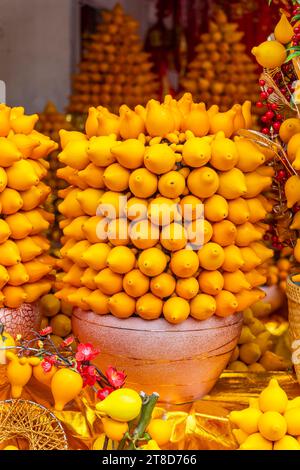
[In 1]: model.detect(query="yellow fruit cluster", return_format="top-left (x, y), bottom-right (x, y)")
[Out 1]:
top-left (228, 306), bottom-right (291, 372)
top-left (180, 9), bottom-right (259, 111)
top-left (56, 94), bottom-right (272, 324)
top-left (230, 379), bottom-right (300, 450)
top-left (39, 293), bottom-right (72, 345)
top-left (260, 256), bottom-right (293, 292)
top-left (68, 4), bottom-right (159, 114)
top-left (0, 105), bottom-right (56, 308)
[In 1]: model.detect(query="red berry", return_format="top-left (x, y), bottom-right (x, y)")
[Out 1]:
top-left (267, 87), bottom-right (274, 95)
top-left (295, 27), bottom-right (300, 33)
top-left (277, 169), bottom-right (286, 179)
top-left (271, 103), bottom-right (278, 110)
top-left (272, 235), bottom-right (278, 243)
top-left (261, 116), bottom-right (268, 123)
top-left (277, 243), bottom-right (284, 251)
top-left (293, 205), bottom-right (300, 213)
top-left (259, 79), bottom-right (266, 86)
top-left (276, 113), bottom-right (283, 120)
top-left (262, 127), bottom-right (270, 135)
top-left (273, 121), bottom-right (281, 132)
top-left (265, 111), bottom-right (275, 120)
top-left (260, 91), bottom-right (268, 100)
top-left (256, 101), bottom-right (264, 108)
top-left (263, 234), bottom-right (269, 241)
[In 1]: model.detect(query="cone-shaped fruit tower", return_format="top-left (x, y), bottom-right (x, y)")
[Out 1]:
top-left (56, 94), bottom-right (272, 324)
top-left (36, 101), bottom-right (74, 256)
top-left (0, 104), bottom-right (56, 308)
top-left (180, 9), bottom-right (259, 112)
top-left (68, 3), bottom-right (159, 115)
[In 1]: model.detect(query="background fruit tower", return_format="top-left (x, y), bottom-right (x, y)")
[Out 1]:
top-left (68, 3), bottom-right (159, 115)
top-left (56, 94), bottom-right (274, 324)
top-left (0, 105), bottom-right (56, 310)
top-left (180, 9), bottom-right (259, 112)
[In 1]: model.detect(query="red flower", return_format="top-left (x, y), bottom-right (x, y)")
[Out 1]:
top-left (61, 336), bottom-right (74, 348)
top-left (97, 386), bottom-right (114, 400)
top-left (79, 364), bottom-right (97, 387)
top-left (75, 343), bottom-right (99, 362)
top-left (39, 326), bottom-right (52, 336)
top-left (106, 366), bottom-right (126, 389)
top-left (41, 355), bottom-right (57, 373)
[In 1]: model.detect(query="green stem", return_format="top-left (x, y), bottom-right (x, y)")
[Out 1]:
top-left (126, 392), bottom-right (159, 450)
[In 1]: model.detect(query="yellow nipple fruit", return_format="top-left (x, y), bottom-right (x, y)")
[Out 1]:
top-left (138, 247), bottom-right (167, 277)
top-left (103, 163), bottom-right (130, 192)
top-left (198, 270), bottom-right (224, 295)
top-left (210, 135), bottom-right (238, 171)
top-left (148, 197), bottom-right (176, 226)
top-left (33, 362), bottom-right (57, 387)
top-left (239, 433), bottom-right (273, 450)
top-left (80, 267), bottom-right (98, 290)
top-left (81, 243), bottom-right (111, 271)
top-left (64, 240), bottom-right (90, 268)
top-left (285, 175), bottom-right (300, 208)
top-left (180, 195), bottom-right (203, 221)
top-left (136, 293), bottom-right (163, 320)
top-left (158, 171), bottom-right (186, 199)
top-left (129, 219), bottom-right (159, 249)
top-left (229, 406), bottom-right (262, 435)
top-left (287, 133), bottom-right (300, 162)
top-left (59, 129), bottom-right (87, 149)
top-left (22, 280), bottom-right (51, 303)
top-left (190, 293), bottom-right (216, 320)
top-left (218, 168), bottom-right (247, 200)
top-left (227, 198), bottom-right (250, 225)
top-left (0, 266), bottom-right (9, 289)
top-left (144, 144), bottom-right (176, 175)
top-left (0, 137), bottom-right (22, 166)
top-left (24, 260), bottom-right (51, 283)
top-left (0, 106), bottom-right (11, 137)
top-left (7, 264), bottom-right (29, 286)
top-left (0, 219), bottom-right (11, 243)
top-left (95, 268), bottom-right (123, 295)
top-left (187, 166), bottom-right (219, 198)
top-left (246, 198), bottom-right (267, 223)
top-left (212, 220), bottom-right (237, 247)
top-left (58, 140), bottom-right (89, 171)
top-left (0, 167), bottom-right (8, 193)
top-left (232, 104), bottom-right (246, 134)
top-left (258, 378), bottom-right (288, 413)
top-left (280, 118), bottom-right (300, 143)
top-left (96, 388), bottom-right (142, 422)
top-left (251, 40), bottom-right (286, 68)
top-left (6, 159), bottom-right (39, 191)
top-left (19, 186), bottom-right (41, 211)
top-left (76, 188), bottom-right (103, 216)
top-left (221, 246), bottom-right (244, 273)
top-left (6, 352), bottom-right (37, 398)
top-left (274, 12), bottom-right (294, 44)
top-left (10, 113), bottom-right (38, 135)
top-left (274, 436), bottom-right (300, 450)
top-left (63, 264), bottom-right (84, 287)
top-left (147, 419), bottom-right (173, 447)
top-left (150, 272), bottom-right (176, 298)
top-left (85, 290), bottom-right (109, 315)
top-left (102, 417), bottom-right (128, 442)
top-left (235, 222), bottom-right (262, 247)
top-left (119, 107), bottom-right (145, 139)
top-left (198, 242), bottom-right (225, 270)
top-left (111, 139), bottom-right (145, 169)
top-left (204, 195), bottom-right (228, 222)
top-left (170, 249), bottom-right (199, 278)
top-left (163, 296), bottom-right (190, 324)
top-left (63, 216), bottom-right (89, 241)
top-left (108, 292), bottom-right (136, 319)
top-left (235, 138), bottom-right (265, 172)
top-left (87, 135), bottom-right (117, 167)
top-left (241, 100), bottom-right (252, 129)
top-left (98, 190), bottom-right (126, 219)
top-left (107, 218), bottom-right (130, 246)
top-left (107, 246), bottom-right (136, 274)
top-left (232, 429), bottom-right (249, 446)
top-left (182, 137), bottom-right (211, 167)
top-left (214, 290), bottom-right (238, 317)
top-left (3, 286), bottom-right (26, 308)
top-left (223, 270), bottom-right (251, 293)
top-left (258, 411), bottom-right (287, 441)
top-left (123, 269), bottom-right (150, 297)
top-left (182, 103), bottom-right (210, 137)
top-left (129, 168), bottom-right (158, 198)
top-left (51, 368), bottom-right (83, 411)
top-left (145, 100), bottom-right (175, 137)
top-left (126, 197), bottom-right (148, 221)
top-left (244, 269), bottom-right (266, 288)
top-left (58, 189), bottom-right (85, 219)
top-left (160, 223), bottom-right (187, 251)
top-left (78, 163), bottom-right (105, 189)
top-left (0, 240), bottom-right (21, 266)
top-left (244, 172), bottom-right (272, 198)
top-left (176, 277), bottom-right (199, 300)
top-left (235, 289), bottom-right (265, 311)
top-left (250, 242), bottom-right (273, 263)
top-left (209, 109), bottom-right (237, 138)
top-left (23, 210), bottom-right (49, 234)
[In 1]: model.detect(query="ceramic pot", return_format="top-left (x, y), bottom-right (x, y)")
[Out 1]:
top-left (0, 303), bottom-right (41, 340)
top-left (72, 310), bottom-right (243, 405)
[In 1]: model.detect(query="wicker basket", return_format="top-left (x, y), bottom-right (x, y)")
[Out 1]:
top-left (287, 275), bottom-right (300, 382)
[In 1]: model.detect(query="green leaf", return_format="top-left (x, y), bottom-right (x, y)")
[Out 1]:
top-left (293, 14), bottom-right (300, 21)
top-left (268, 0), bottom-right (272, 4)
top-left (285, 51), bottom-right (300, 63)
top-left (286, 46), bottom-right (300, 52)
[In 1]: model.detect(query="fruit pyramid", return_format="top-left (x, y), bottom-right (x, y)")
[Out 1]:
top-left (0, 104), bottom-right (56, 309)
top-left (180, 9), bottom-right (259, 112)
top-left (68, 3), bottom-right (159, 115)
top-left (56, 94), bottom-right (273, 324)
top-left (36, 101), bottom-right (74, 255)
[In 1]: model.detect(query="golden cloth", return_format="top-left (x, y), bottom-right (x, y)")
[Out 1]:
top-left (0, 367), bottom-right (299, 450)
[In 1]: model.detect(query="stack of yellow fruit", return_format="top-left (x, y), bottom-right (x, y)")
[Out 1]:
top-left (39, 293), bottom-right (73, 346)
top-left (56, 94), bottom-right (273, 324)
top-left (36, 102), bottom-right (74, 255)
top-left (180, 9), bottom-right (259, 112)
top-left (0, 104), bottom-right (56, 308)
top-left (228, 307), bottom-right (291, 372)
top-left (68, 4), bottom-right (159, 115)
top-left (259, 256), bottom-right (293, 293)
top-left (230, 379), bottom-right (300, 450)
